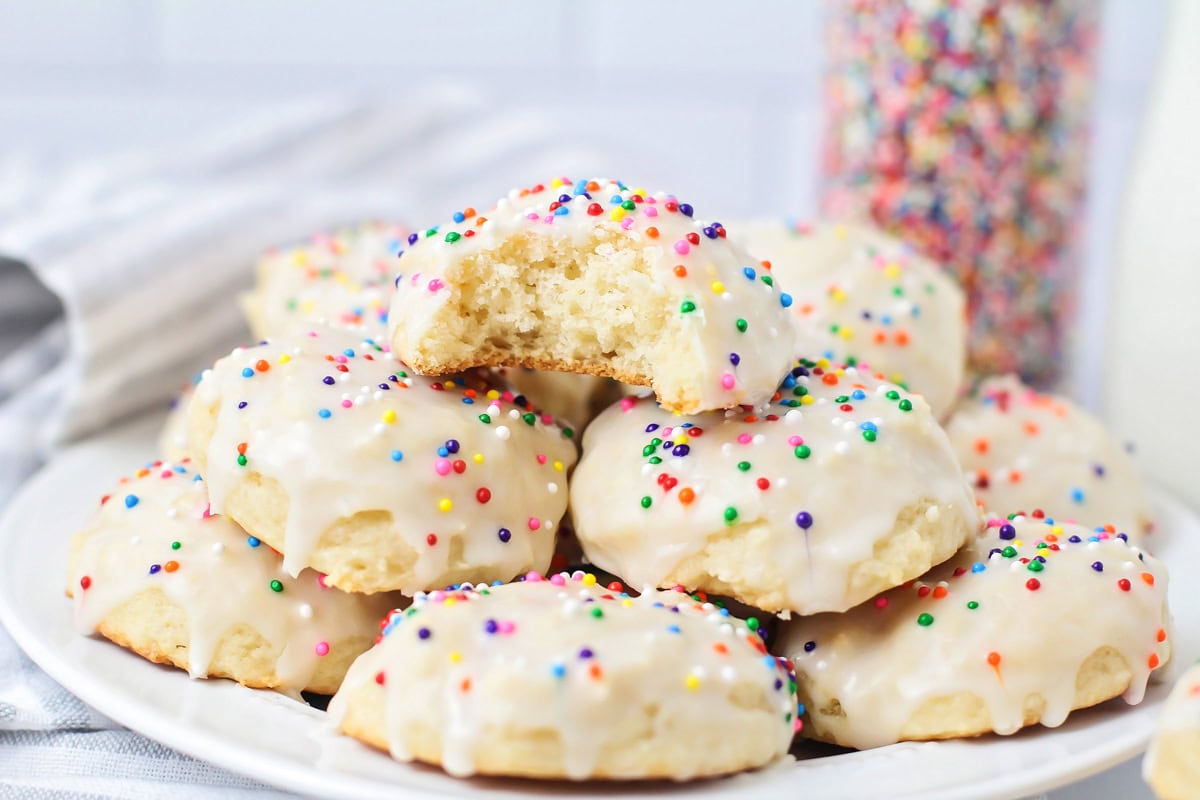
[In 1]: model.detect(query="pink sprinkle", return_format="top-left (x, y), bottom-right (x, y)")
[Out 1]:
top-left (720, 373), bottom-right (736, 390)
top-left (317, 574), bottom-right (329, 589)
top-left (434, 458), bottom-right (452, 476)
top-left (645, 196), bottom-right (658, 205)
top-left (620, 396), bottom-right (637, 411)
top-left (536, 454), bottom-right (547, 465)
top-left (501, 391), bottom-right (514, 402)
top-left (202, 504), bottom-right (212, 519)
top-left (410, 273), bottom-right (421, 286)
top-left (334, 355), bottom-right (348, 363)
top-left (528, 518), bottom-right (541, 531)
top-left (427, 278), bottom-right (445, 292)
top-left (525, 212), bottom-right (539, 220)
top-left (674, 240), bottom-right (690, 255)
top-left (430, 589), bottom-right (447, 602)
top-left (737, 433), bottom-right (752, 444)
top-left (571, 570), bottom-right (586, 581)
top-left (644, 206), bottom-right (658, 217)
top-left (160, 470), bottom-right (173, 478)
top-left (986, 518), bottom-right (1003, 528)
top-left (525, 571), bottom-right (543, 582)
top-left (543, 215), bottom-right (555, 224)
top-left (550, 573), bottom-right (567, 586)
top-left (620, 218), bottom-right (634, 230)
top-left (341, 399), bottom-right (353, 408)
top-left (787, 435), bottom-right (804, 446)
top-left (499, 620), bottom-right (516, 634)
top-left (314, 641), bottom-right (330, 657)
top-left (541, 414), bottom-right (553, 424)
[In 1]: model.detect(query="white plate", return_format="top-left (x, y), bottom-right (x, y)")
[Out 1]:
top-left (1, 414), bottom-right (1196, 800)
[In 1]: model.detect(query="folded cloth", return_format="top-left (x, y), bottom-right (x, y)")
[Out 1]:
top-left (0, 91), bottom-right (600, 796)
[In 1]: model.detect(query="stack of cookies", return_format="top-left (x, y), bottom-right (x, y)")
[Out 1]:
top-left (66, 179), bottom-right (1172, 784)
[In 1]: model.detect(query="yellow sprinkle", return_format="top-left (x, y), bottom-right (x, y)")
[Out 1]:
top-left (291, 250), bottom-right (308, 266)
top-left (621, 599), bottom-right (634, 607)
top-left (553, 460), bottom-right (564, 472)
top-left (833, 224), bottom-right (848, 239)
top-left (581, 573), bottom-right (597, 587)
top-left (382, 409), bottom-right (397, 424)
top-left (675, 434), bottom-right (689, 445)
top-left (486, 390), bottom-right (500, 400)
top-left (889, 373), bottom-right (905, 385)
top-left (438, 498), bottom-right (453, 512)
top-left (883, 262), bottom-right (901, 278)
top-left (444, 597), bottom-right (457, 607)
top-left (830, 287), bottom-right (847, 303)
top-left (684, 674), bottom-right (701, 691)
top-left (550, 177), bottom-right (565, 188)
top-left (800, 395), bottom-right (815, 406)
top-left (1051, 525), bottom-right (1063, 536)
top-left (610, 207), bottom-right (626, 222)
top-left (334, 273), bottom-right (349, 285)
top-left (816, 358), bottom-right (831, 369)
top-left (834, 368), bottom-right (846, 376)
top-left (300, 300), bottom-right (316, 313)
top-left (472, 453), bottom-right (484, 465)
top-left (278, 354), bottom-right (291, 365)
top-left (448, 651), bottom-right (462, 663)
top-left (710, 281), bottom-right (725, 294)
top-left (838, 326), bottom-right (854, 340)
top-left (1014, 539), bottom-right (1024, 547)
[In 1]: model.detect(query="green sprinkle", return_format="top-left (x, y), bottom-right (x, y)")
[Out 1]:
top-left (640, 496), bottom-right (652, 509)
top-left (794, 445), bottom-right (811, 459)
top-left (835, 395), bottom-right (849, 403)
top-left (967, 601), bottom-right (979, 610)
top-left (591, 607), bottom-right (604, 618)
top-left (478, 413), bottom-right (491, 424)
top-left (269, 580), bottom-right (284, 593)
top-left (723, 506), bottom-right (738, 523)
top-left (862, 429), bottom-right (877, 443)
top-left (917, 613), bottom-right (934, 627)
top-left (1001, 546), bottom-right (1018, 558)
top-left (1027, 560), bottom-right (1044, 573)
top-left (737, 461), bottom-right (751, 472)
top-left (170, 541), bottom-right (181, 551)
top-left (886, 390), bottom-right (900, 400)
top-left (761, 275), bottom-right (774, 286)
top-left (562, 428), bottom-right (575, 439)
top-left (522, 412), bottom-right (536, 426)
top-left (236, 454), bottom-right (247, 467)
top-left (648, 456), bottom-right (662, 465)
top-left (735, 318), bottom-right (748, 333)
top-left (793, 385), bottom-right (808, 397)
top-left (681, 300), bottom-right (696, 314)
top-left (746, 617), bottom-right (760, 631)
top-left (444, 231), bottom-right (461, 243)
top-left (898, 399), bottom-right (913, 412)
top-left (621, 200), bottom-right (635, 211)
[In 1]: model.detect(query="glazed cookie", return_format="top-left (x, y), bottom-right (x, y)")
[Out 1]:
top-left (736, 220), bottom-right (966, 418)
top-left (502, 368), bottom-right (631, 432)
top-left (67, 462), bottom-right (400, 694)
top-left (569, 360), bottom-right (980, 615)
top-left (242, 222), bottom-right (408, 340)
top-left (1145, 661), bottom-right (1200, 800)
top-left (780, 515), bottom-right (1171, 749)
top-left (188, 326), bottom-right (578, 594)
top-left (330, 572), bottom-right (799, 780)
top-left (388, 178), bottom-right (797, 414)
top-left (947, 374), bottom-right (1152, 542)
top-left (158, 384), bottom-right (195, 462)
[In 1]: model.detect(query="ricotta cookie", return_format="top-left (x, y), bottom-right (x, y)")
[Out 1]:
top-left (158, 383), bottom-right (196, 462)
top-left (737, 220), bottom-right (966, 418)
top-left (188, 326), bottom-right (577, 594)
top-left (242, 222), bottom-right (407, 340)
top-left (330, 572), bottom-right (798, 780)
top-left (388, 178), bottom-right (797, 414)
top-left (570, 361), bottom-right (980, 614)
top-left (780, 516), bottom-right (1171, 749)
top-left (947, 374), bottom-right (1152, 543)
top-left (68, 462), bottom-right (399, 694)
top-left (1145, 661), bottom-right (1200, 800)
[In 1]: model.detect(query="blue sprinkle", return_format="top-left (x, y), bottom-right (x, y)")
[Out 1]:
top-left (241, 367), bottom-right (254, 378)
top-left (343, 349), bottom-right (355, 358)
top-left (852, 389), bottom-right (866, 400)
top-left (391, 450), bottom-right (404, 462)
top-left (972, 562), bottom-right (986, 573)
top-left (124, 495), bottom-right (139, 509)
top-left (609, 194), bottom-right (622, 204)
top-left (452, 211), bottom-right (465, 223)
top-left (437, 447), bottom-right (449, 457)
top-left (551, 662), bottom-right (566, 679)
top-left (574, 179), bottom-right (588, 195)
top-left (881, 314), bottom-right (893, 326)
top-left (247, 536), bottom-right (260, 548)
top-left (1070, 488), bottom-right (1085, 503)
top-left (318, 408), bottom-right (331, 419)
top-left (667, 625), bottom-right (681, 634)
top-left (461, 397), bottom-right (474, 404)
top-left (780, 293), bottom-right (793, 308)
top-left (553, 205), bottom-right (569, 216)
top-left (743, 266), bottom-right (756, 280)
top-left (860, 421), bottom-right (877, 432)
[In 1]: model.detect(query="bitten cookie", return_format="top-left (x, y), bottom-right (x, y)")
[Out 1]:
top-left (329, 572), bottom-right (799, 780)
top-left (569, 360), bottom-right (980, 615)
top-left (736, 220), bottom-right (966, 418)
top-left (67, 462), bottom-right (400, 694)
top-left (188, 326), bottom-right (578, 594)
top-left (779, 516), bottom-right (1171, 749)
top-left (242, 222), bottom-right (408, 340)
top-left (1145, 661), bottom-right (1200, 800)
top-left (947, 374), bottom-right (1152, 543)
top-left (388, 178), bottom-right (798, 414)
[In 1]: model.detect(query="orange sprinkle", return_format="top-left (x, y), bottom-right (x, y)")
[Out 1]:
top-left (1157, 628), bottom-right (1167, 642)
top-left (974, 438), bottom-right (989, 454)
top-left (646, 226), bottom-right (659, 239)
top-left (1008, 470), bottom-right (1022, 483)
top-left (987, 652), bottom-right (1001, 667)
top-left (678, 487), bottom-right (696, 505)
top-left (1149, 654), bottom-right (1160, 669)
top-left (1023, 421), bottom-right (1040, 435)
top-left (237, 442), bottom-right (248, 455)
top-left (475, 216), bottom-right (487, 227)
top-left (713, 642), bottom-right (728, 655)
top-left (255, 359), bottom-right (270, 372)
top-left (932, 586), bottom-right (948, 599)
top-left (164, 561), bottom-right (179, 573)
top-left (800, 303), bottom-right (814, 315)
top-left (1141, 573), bottom-right (1155, 586)
top-left (894, 330), bottom-right (910, 346)
top-left (822, 373), bottom-right (839, 386)
top-left (460, 678), bottom-right (472, 693)
top-left (673, 265), bottom-right (688, 278)
top-left (463, 207), bottom-right (476, 218)
top-left (873, 331), bottom-right (887, 344)
top-left (588, 663), bottom-right (603, 680)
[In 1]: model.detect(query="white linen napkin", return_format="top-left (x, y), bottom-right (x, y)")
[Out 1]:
top-left (0, 91), bottom-right (600, 797)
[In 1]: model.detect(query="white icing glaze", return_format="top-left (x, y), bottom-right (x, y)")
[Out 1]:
top-left (69, 462), bottom-right (398, 690)
top-left (388, 178), bottom-right (798, 412)
top-left (569, 361), bottom-right (980, 614)
top-left (734, 220), bottom-right (966, 418)
top-left (329, 573), bottom-right (798, 779)
top-left (193, 326), bottom-right (578, 593)
top-left (244, 222), bottom-right (408, 340)
top-left (946, 374), bottom-right (1153, 543)
top-left (779, 516), bottom-right (1171, 749)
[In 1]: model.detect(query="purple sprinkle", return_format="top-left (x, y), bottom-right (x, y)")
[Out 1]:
top-left (645, 423), bottom-right (659, 433)
top-left (729, 352), bottom-right (741, 366)
top-left (578, 647), bottom-right (594, 660)
top-left (417, 627), bottom-right (431, 640)
top-left (999, 524), bottom-right (1016, 540)
top-left (497, 528), bottom-right (511, 543)
top-left (672, 444), bottom-right (690, 457)
top-left (803, 640), bottom-right (816, 652)
top-left (1091, 561), bottom-right (1104, 572)
top-left (322, 376), bottom-right (335, 385)
top-left (795, 511), bottom-right (814, 529)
